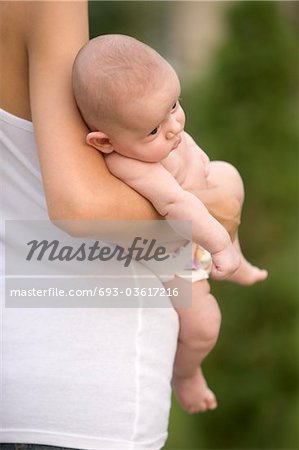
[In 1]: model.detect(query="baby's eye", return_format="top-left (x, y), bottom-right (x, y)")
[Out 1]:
top-left (149, 127), bottom-right (158, 136)
top-left (172, 102), bottom-right (177, 110)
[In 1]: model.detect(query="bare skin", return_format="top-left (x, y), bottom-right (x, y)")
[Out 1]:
top-left (1, 7), bottom-right (267, 416)
top-left (173, 161), bottom-right (267, 413)
top-left (203, 161), bottom-right (268, 286)
top-left (186, 158), bottom-right (268, 286)
top-left (171, 162), bottom-right (267, 414)
top-left (164, 277), bottom-right (219, 413)
top-left (0, 1), bottom-right (162, 227)
top-left (72, 37), bottom-right (267, 413)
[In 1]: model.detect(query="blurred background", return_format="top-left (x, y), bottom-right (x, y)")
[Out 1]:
top-left (89, 1), bottom-right (298, 449)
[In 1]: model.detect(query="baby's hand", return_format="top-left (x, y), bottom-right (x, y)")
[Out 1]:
top-left (211, 243), bottom-right (240, 280)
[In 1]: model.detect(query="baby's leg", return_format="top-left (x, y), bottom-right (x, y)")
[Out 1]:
top-left (168, 277), bottom-right (221, 413)
top-left (204, 161), bottom-right (268, 285)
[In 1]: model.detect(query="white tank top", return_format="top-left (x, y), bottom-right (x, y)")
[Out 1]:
top-left (0, 108), bottom-right (179, 450)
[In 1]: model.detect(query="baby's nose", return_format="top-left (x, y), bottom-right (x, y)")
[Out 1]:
top-left (166, 120), bottom-right (182, 140)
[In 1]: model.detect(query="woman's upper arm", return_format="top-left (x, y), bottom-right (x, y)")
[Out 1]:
top-left (26, 1), bottom-right (160, 222)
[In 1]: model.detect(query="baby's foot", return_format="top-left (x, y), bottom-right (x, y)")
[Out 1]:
top-left (228, 255), bottom-right (268, 286)
top-left (172, 367), bottom-right (217, 413)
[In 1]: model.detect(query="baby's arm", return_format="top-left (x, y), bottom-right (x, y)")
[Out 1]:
top-left (105, 153), bottom-right (240, 279)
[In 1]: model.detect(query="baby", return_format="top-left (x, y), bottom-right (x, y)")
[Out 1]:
top-left (72, 34), bottom-right (268, 413)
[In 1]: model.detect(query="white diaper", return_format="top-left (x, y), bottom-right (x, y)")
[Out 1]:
top-left (140, 242), bottom-right (212, 283)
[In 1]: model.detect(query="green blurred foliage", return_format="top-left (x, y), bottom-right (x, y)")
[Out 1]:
top-left (171, 3), bottom-right (298, 449)
top-left (89, 1), bottom-right (170, 51)
top-left (89, 2), bottom-right (298, 449)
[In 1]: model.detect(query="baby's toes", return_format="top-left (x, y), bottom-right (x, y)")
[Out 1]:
top-left (205, 389), bottom-right (218, 410)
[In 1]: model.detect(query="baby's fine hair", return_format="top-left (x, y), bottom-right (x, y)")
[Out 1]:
top-left (73, 34), bottom-right (171, 131)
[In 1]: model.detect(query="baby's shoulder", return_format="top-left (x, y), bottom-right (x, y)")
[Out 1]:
top-left (104, 152), bottom-right (140, 182)
top-left (105, 152), bottom-right (167, 185)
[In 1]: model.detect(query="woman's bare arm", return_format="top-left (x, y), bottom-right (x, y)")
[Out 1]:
top-left (25, 1), bottom-right (161, 223)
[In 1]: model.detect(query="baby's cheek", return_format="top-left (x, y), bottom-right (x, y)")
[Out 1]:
top-left (155, 141), bottom-right (168, 161)
top-left (179, 108), bottom-right (186, 125)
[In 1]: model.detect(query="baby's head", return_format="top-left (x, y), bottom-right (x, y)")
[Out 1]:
top-left (73, 34), bottom-right (185, 162)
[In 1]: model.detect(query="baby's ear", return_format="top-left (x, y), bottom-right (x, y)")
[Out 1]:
top-left (86, 131), bottom-right (114, 154)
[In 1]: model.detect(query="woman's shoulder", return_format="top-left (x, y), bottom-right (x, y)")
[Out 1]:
top-left (0, 2), bottom-right (31, 119)
top-left (0, 2), bottom-right (89, 121)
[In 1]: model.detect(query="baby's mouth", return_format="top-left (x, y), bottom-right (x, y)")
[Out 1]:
top-left (172, 136), bottom-right (182, 150)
